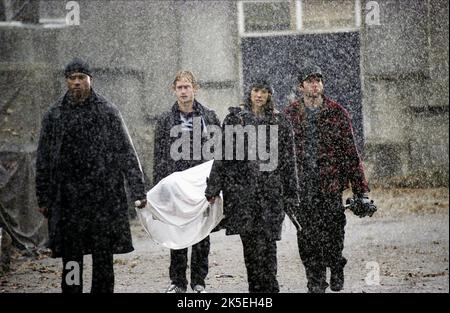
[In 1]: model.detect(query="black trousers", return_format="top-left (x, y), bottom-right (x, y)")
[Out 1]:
top-left (169, 236), bottom-right (210, 289)
top-left (240, 234), bottom-right (279, 293)
top-left (296, 192), bottom-right (347, 292)
top-left (61, 249), bottom-right (114, 293)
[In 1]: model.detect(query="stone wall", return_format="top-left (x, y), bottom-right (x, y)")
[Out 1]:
top-left (360, 0), bottom-right (448, 186)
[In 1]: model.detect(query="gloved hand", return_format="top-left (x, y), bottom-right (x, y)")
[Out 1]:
top-left (134, 199), bottom-right (147, 209)
top-left (206, 195), bottom-right (216, 204)
top-left (346, 194), bottom-right (377, 218)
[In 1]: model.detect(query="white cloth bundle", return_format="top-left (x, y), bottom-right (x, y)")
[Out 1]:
top-left (136, 160), bottom-right (223, 249)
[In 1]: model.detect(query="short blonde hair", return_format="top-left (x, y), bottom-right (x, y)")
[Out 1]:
top-left (172, 70), bottom-right (199, 89)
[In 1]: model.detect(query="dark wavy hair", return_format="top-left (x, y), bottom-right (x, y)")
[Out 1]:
top-left (244, 82), bottom-right (275, 116)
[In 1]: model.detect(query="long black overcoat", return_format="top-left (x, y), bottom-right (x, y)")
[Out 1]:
top-left (36, 90), bottom-right (145, 257)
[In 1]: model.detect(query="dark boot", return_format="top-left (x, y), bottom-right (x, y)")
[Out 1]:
top-left (330, 259), bottom-right (346, 292)
top-left (305, 265), bottom-right (328, 293)
top-left (330, 266), bottom-right (344, 291)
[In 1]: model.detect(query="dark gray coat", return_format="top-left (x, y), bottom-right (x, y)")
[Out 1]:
top-left (35, 90), bottom-right (145, 258)
top-left (205, 106), bottom-right (300, 240)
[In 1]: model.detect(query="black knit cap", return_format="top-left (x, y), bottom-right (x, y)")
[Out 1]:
top-left (64, 57), bottom-right (92, 78)
top-left (297, 64), bottom-right (323, 84)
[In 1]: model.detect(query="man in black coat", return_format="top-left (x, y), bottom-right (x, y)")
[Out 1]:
top-left (35, 58), bottom-right (147, 293)
top-left (152, 70), bottom-right (221, 293)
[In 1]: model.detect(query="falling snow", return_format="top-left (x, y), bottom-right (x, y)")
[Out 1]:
top-left (0, 0), bottom-right (448, 294)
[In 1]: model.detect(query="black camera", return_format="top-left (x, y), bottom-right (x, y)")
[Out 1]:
top-left (345, 194), bottom-right (377, 218)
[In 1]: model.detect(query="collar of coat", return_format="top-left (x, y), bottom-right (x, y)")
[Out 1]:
top-left (171, 99), bottom-right (205, 117)
top-left (56, 88), bottom-right (108, 109)
top-left (226, 105), bottom-right (282, 125)
top-left (284, 96), bottom-right (345, 122)
top-left (46, 89), bottom-right (120, 125)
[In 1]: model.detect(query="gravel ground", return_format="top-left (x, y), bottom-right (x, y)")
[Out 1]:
top-left (1, 188), bottom-right (448, 293)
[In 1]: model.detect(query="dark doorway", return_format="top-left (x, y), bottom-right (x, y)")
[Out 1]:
top-left (241, 31), bottom-right (364, 153)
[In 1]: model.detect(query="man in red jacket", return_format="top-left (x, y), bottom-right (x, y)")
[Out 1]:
top-left (284, 64), bottom-right (376, 293)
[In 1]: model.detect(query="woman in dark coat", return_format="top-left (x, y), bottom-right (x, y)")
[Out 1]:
top-left (205, 78), bottom-right (300, 293)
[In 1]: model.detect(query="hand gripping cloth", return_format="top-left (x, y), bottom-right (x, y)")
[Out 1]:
top-left (136, 160), bottom-right (223, 249)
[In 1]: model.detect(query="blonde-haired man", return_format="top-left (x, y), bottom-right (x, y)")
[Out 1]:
top-left (152, 71), bottom-right (220, 293)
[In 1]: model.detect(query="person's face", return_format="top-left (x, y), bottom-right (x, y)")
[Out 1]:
top-left (66, 72), bottom-right (92, 101)
top-left (250, 87), bottom-right (270, 109)
top-left (298, 75), bottom-right (323, 98)
top-left (174, 78), bottom-right (196, 106)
